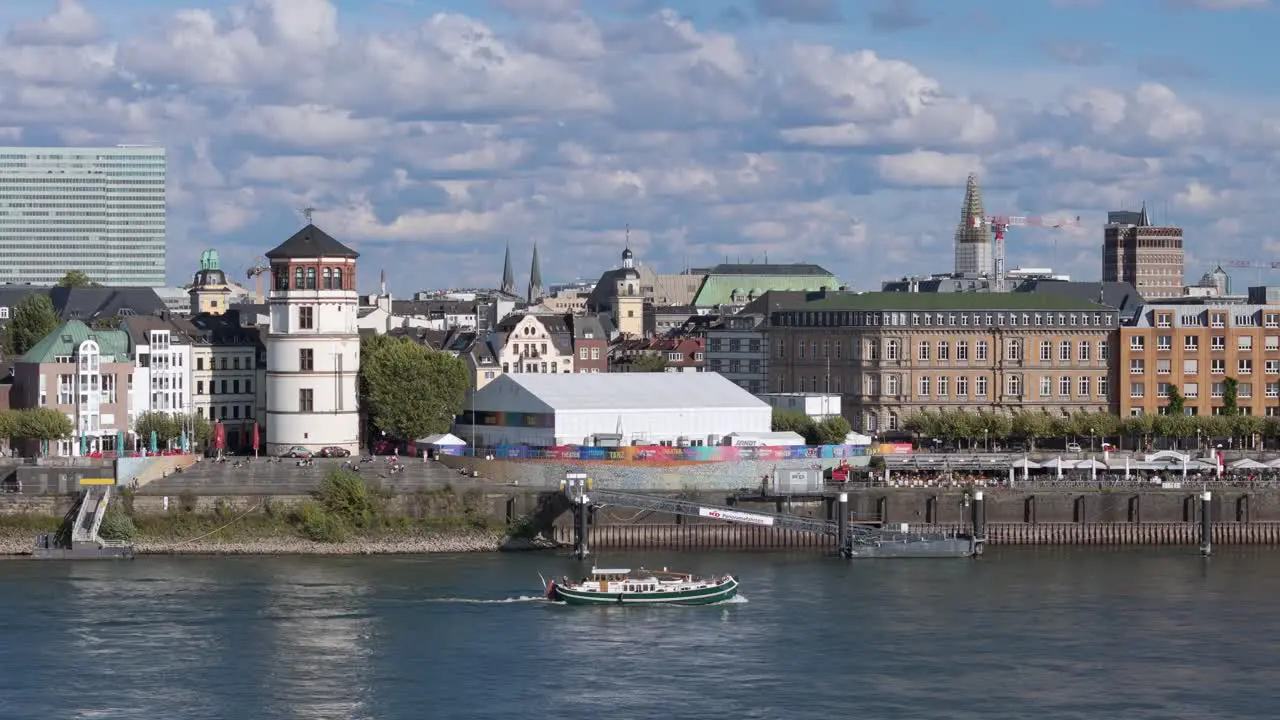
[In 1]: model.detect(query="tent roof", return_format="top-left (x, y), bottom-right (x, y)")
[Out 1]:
top-left (419, 433), bottom-right (467, 446)
top-left (483, 372), bottom-right (769, 412)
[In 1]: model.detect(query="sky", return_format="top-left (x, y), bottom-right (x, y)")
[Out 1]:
top-left (0, 0), bottom-right (1276, 295)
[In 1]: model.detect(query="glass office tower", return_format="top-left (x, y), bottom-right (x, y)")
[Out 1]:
top-left (0, 146), bottom-right (166, 287)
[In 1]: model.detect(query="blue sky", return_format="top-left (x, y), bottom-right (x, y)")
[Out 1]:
top-left (0, 0), bottom-right (1275, 293)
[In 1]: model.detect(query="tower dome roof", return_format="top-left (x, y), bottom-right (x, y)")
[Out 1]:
top-left (622, 247), bottom-right (633, 260)
top-left (193, 268), bottom-right (228, 287)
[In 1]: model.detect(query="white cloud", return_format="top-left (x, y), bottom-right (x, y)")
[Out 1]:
top-left (877, 150), bottom-right (984, 187)
top-left (6, 0), bottom-right (102, 47)
top-left (0, 0), bottom-right (1266, 290)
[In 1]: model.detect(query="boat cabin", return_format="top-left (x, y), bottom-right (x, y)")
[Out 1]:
top-left (579, 567), bottom-right (700, 594)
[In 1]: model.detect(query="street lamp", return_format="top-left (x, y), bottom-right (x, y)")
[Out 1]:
top-left (983, 428), bottom-right (988, 453)
top-left (1090, 427), bottom-right (1095, 452)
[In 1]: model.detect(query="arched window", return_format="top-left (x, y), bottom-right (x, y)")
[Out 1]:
top-left (333, 268), bottom-right (343, 289)
top-left (294, 267), bottom-right (305, 289)
top-left (323, 268), bottom-right (332, 289)
top-left (306, 268), bottom-right (317, 290)
top-left (274, 269), bottom-right (288, 291)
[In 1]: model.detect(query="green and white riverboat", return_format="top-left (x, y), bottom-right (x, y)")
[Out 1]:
top-left (545, 567), bottom-right (739, 606)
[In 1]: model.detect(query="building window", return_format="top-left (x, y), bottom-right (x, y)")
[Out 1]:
top-left (1211, 359), bottom-right (1225, 374)
top-left (1129, 359), bottom-right (1144, 375)
top-left (579, 347), bottom-right (588, 360)
top-left (1185, 359), bottom-right (1199, 374)
top-left (197, 357), bottom-right (204, 371)
top-left (299, 388), bottom-right (314, 413)
top-left (293, 267), bottom-right (304, 289)
top-left (1059, 376), bottom-right (1070, 396)
top-left (1185, 336), bottom-right (1199, 351)
top-left (956, 341), bottom-right (968, 360)
top-left (1130, 382), bottom-right (1144, 398)
top-left (1039, 376), bottom-right (1051, 397)
top-left (917, 376), bottom-right (930, 396)
top-left (1078, 376), bottom-right (1089, 397)
top-left (334, 268), bottom-right (344, 289)
top-left (918, 341), bottom-right (930, 361)
top-left (975, 341), bottom-right (988, 361)
top-left (1130, 336), bottom-right (1144, 351)
top-left (956, 376), bottom-right (969, 396)
top-left (1240, 336), bottom-right (1254, 351)
top-left (1240, 359), bottom-right (1253, 375)
top-left (1006, 374), bottom-right (1021, 397)
top-left (245, 380), bottom-right (252, 393)
top-left (1212, 336), bottom-right (1225, 351)
top-left (197, 381), bottom-right (204, 395)
top-left (300, 349), bottom-right (314, 372)
top-left (937, 376), bottom-right (949, 396)
top-left (975, 376), bottom-right (988, 397)
top-left (1097, 377), bottom-right (1108, 397)
top-left (0, 307), bottom-right (8, 320)
top-left (1099, 341), bottom-right (1108, 360)
top-left (1006, 339), bottom-right (1021, 361)
top-left (1157, 359), bottom-right (1171, 375)
top-left (885, 340), bottom-right (899, 360)
top-left (1058, 341), bottom-right (1070, 362)
top-left (299, 306), bottom-right (314, 330)
top-left (323, 268), bottom-right (332, 289)
top-left (1040, 341), bottom-right (1051, 362)
top-left (937, 341), bottom-right (949, 360)
top-left (886, 375), bottom-right (900, 395)
top-left (1079, 341), bottom-right (1091, 361)
top-left (591, 347), bottom-right (600, 360)
top-left (306, 267), bottom-right (317, 290)
top-left (57, 374), bottom-right (73, 405)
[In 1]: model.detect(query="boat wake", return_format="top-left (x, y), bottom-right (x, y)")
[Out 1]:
top-left (715, 595), bottom-right (749, 605)
top-left (421, 595), bottom-right (546, 604)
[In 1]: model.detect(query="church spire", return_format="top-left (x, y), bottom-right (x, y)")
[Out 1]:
top-left (528, 243), bottom-right (544, 304)
top-left (500, 243), bottom-right (516, 296)
top-left (953, 172), bottom-right (992, 277)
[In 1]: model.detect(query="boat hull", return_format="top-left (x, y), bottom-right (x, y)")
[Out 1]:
top-left (550, 577), bottom-right (739, 606)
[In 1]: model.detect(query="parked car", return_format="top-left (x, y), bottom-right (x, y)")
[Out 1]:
top-left (1065, 442), bottom-right (1083, 453)
top-left (281, 445), bottom-right (313, 458)
top-left (318, 446), bottom-right (351, 458)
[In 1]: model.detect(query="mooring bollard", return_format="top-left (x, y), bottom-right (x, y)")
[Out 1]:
top-left (837, 492), bottom-right (849, 558)
top-left (1200, 490), bottom-right (1212, 557)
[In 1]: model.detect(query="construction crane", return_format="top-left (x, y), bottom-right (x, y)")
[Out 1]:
top-left (1225, 260), bottom-right (1280, 287)
top-left (971, 214), bottom-right (1083, 292)
top-left (246, 256), bottom-right (269, 303)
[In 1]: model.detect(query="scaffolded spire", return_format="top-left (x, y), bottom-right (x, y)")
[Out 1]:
top-left (528, 243), bottom-right (544, 304)
top-left (953, 172), bottom-right (992, 277)
top-left (500, 243), bottom-right (516, 296)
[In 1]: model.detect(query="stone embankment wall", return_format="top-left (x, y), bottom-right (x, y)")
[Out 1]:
top-left (442, 456), bottom-right (844, 491)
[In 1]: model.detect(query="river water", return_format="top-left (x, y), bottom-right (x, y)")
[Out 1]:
top-left (1, 549), bottom-right (1276, 720)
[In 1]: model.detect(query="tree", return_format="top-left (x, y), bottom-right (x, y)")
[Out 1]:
top-left (771, 409), bottom-right (812, 434)
top-left (361, 337), bottom-right (469, 441)
top-left (1011, 411), bottom-right (1053, 450)
top-left (813, 416), bottom-right (852, 445)
top-left (57, 270), bottom-right (96, 287)
top-left (134, 411), bottom-right (179, 444)
top-left (12, 407), bottom-right (74, 446)
top-left (1222, 377), bottom-right (1239, 416)
top-left (4, 293), bottom-right (59, 356)
top-left (628, 353), bottom-right (668, 372)
top-left (1166, 386), bottom-right (1185, 417)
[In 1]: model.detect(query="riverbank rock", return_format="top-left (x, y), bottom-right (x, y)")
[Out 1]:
top-left (135, 529), bottom-right (508, 555)
top-left (500, 533), bottom-right (561, 552)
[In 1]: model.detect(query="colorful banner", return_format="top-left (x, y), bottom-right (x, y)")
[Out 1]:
top-left (877, 443), bottom-right (914, 455)
top-left (488, 444), bottom-right (872, 462)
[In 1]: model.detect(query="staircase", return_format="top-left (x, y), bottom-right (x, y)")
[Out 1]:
top-left (71, 486), bottom-right (111, 546)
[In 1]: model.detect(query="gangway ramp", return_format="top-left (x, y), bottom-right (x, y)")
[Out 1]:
top-left (590, 488), bottom-right (839, 536)
top-left (561, 477), bottom-right (978, 559)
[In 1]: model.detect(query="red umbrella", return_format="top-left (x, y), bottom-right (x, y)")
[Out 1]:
top-left (251, 421), bottom-right (260, 455)
top-left (215, 422), bottom-right (227, 451)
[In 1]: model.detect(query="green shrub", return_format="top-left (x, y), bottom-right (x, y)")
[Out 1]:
top-left (316, 469), bottom-right (380, 529)
top-left (213, 497), bottom-right (235, 520)
top-left (98, 504), bottom-right (137, 542)
top-left (292, 501), bottom-right (348, 543)
top-left (177, 489), bottom-right (198, 514)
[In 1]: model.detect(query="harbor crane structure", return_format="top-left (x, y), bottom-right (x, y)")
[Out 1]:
top-left (1225, 259), bottom-right (1280, 286)
top-left (246, 257), bottom-right (269, 303)
top-left (971, 214), bottom-right (1083, 292)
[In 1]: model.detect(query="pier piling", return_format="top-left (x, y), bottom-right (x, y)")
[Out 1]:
top-left (837, 492), bottom-right (849, 558)
top-left (1200, 490), bottom-right (1212, 557)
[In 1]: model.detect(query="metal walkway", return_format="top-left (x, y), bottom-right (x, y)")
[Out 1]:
top-left (560, 475), bottom-right (978, 559)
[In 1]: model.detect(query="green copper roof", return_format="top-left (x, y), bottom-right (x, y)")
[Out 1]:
top-left (20, 320), bottom-right (132, 364)
top-left (693, 267), bottom-right (841, 307)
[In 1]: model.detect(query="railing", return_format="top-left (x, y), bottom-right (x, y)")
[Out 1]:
top-left (834, 478), bottom-right (1280, 491)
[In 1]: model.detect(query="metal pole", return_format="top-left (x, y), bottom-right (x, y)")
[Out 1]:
top-left (837, 492), bottom-right (849, 558)
top-left (575, 494), bottom-right (590, 560)
top-left (1200, 490), bottom-right (1212, 557)
top-left (972, 490), bottom-right (986, 543)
